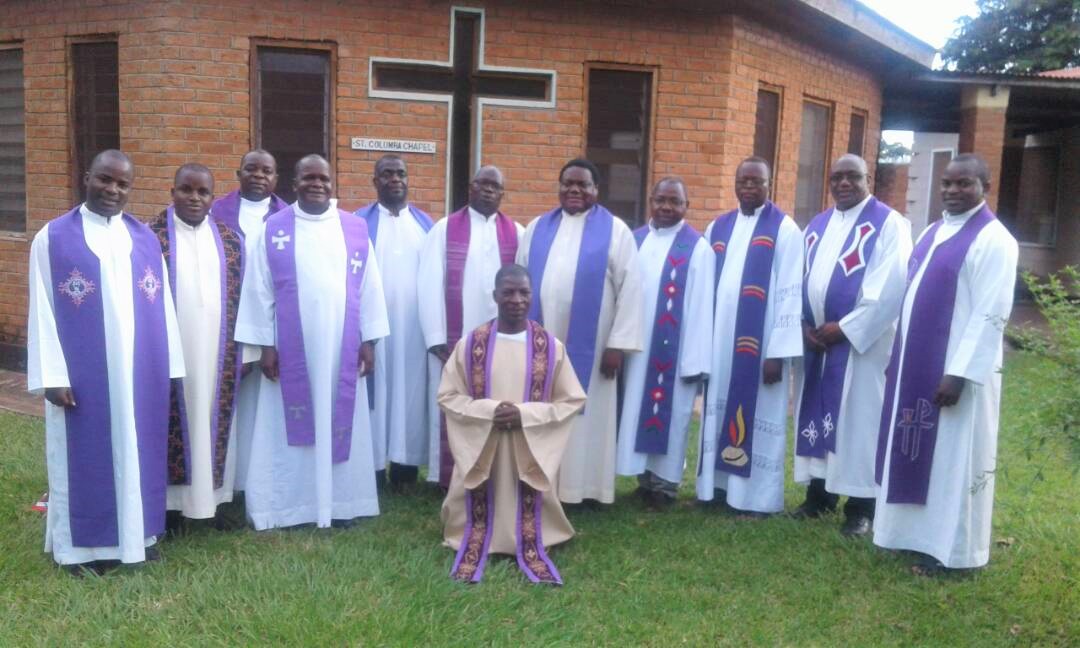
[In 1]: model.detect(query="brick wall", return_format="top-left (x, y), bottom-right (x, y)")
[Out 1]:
top-left (874, 163), bottom-right (909, 215)
top-left (0, 0), bottom-right (891, 348)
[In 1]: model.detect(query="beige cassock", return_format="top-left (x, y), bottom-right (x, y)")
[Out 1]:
top-left (438, 329), bottom-right (586, 554)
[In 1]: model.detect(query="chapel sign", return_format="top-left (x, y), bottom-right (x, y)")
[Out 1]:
top-left (351, 137), bottom-right (437, 154)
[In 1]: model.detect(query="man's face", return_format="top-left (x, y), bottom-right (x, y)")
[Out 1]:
top-left (735, 162), bottom-right (769, 212)
top-left (468, 168), bottom-right (504, 216)
top-left (373, 158), bottom-right (408, 206)
top-left (171, 169), bottom-right (214, 223)
top-left (84, 156), bottom-right (134, 217)
top-left (941, 161), bottom-right (986, 215)
top-left (237, 152), bottom-right (278, 201)
top-left (294, 158), bottom-right (333, 212)
top-left (649, 181), bottom-right (688, 229)
top-left (494, 274), bottom-right (531, 327)
top-left (828, 158), bottom-right (869, 211)
top-left (558, 166), bottom-right (598, 214)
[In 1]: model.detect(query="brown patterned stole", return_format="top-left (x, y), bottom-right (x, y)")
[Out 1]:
top-left (149, 209), bottom-right (245, 489)
top-left (450, 319), bottom-right (562, 585)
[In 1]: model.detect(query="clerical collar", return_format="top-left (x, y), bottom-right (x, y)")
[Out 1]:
top-left (496, 329), bottom-right (528, 342)
top-left (561, 209), bottom-right (590, 219)
top-left (379, 202), bottom-right (408, 218)
top-left (80, 203), bottom-right (122, 225)
top-left (649, 219), bottom-right (684, 235)
top-left (175, 214), bottom-right (208, 230)
top-left (469, 206), bottom-right (497, 221)
top-left (240, 195), bottom-right (271, 208)
top-left (740, 204), bottom-right (765, 218)
top-left (943, 201), bottom-right (986, 224)
top-left (294, 200), bottom-right (338, 221)
top-left (835, 194), bottom-right (872, 220)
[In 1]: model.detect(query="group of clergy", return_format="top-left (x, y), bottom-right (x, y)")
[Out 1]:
top-left (28, 144), bottom-right (1017, 582)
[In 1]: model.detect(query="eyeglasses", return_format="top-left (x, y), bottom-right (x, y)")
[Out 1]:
top-left (560, 180), bottom-right (595, 191)
top-left (829, 172), bottom-right (865, 184)
top-left (650, 196), bottom-right (686, 207)
top-left (735, 178), bottom-right (767, 188)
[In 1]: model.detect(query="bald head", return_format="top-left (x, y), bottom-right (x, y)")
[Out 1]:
top-left (468, 165), bottom-right (505, 216)
top-left (829, 154), bottom-right (870, 210)
top-left (85, 149), bottom-right (134, 218)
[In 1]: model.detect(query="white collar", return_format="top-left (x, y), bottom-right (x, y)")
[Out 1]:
top-left (240, 195), bottom-right (271, 208)
top-left (561, 209), bottom-right (590, 219)
top-left (834, 194), bottom-right (872, 219)
top-left (294, 200), bottom-right (338, 221)
top-left (79, 203), bottom-right (122, 226)
top-left (378, 202), bottom-right (410, 218)
top-left (943, 201), bottom-right (986, 224)
top-left (649, 219), bottom-right (685, 236)
top-left (469, 206), bottom-right (498, 222)
top-left (739, 204), bottom-right (765, 218)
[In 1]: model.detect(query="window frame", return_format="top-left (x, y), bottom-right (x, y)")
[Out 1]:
top-left (847, 108), bottom-right (868, 158)
top-left (753, 83), bottom-right (784, 197)
top-left (0, 42), bottom-right (26, 234)
top-left (67, 35), bottom-right (120, 206)
top-left (794, 96), bottom-right (834, 222)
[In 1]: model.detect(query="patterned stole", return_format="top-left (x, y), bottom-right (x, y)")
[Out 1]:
top-left (209, 189), bottom-right (288, 237)
top-left (450, 319), bottom-right (563, 585)
top-left (708, 202), bottom-right (784, 477)
top-left (265, 207), bottom-right (370, 463)
top-left (631, 222), bottom-right (700, 454)
top-left (149, 207), bottom-right (245, 488)
top-left (874, 206), bottom-right (996, 505)
top-left (48, 207), bottom-right (170, 546)
top-left (796, 198), bottom-right (890, 458)
top-left (438, 207), bottom-right (518, 489)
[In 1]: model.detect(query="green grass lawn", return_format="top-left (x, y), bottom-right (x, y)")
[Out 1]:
top-left (1, 353), bottom-right (1076, 646)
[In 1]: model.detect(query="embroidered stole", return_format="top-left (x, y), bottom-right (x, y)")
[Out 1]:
top-left (796, 198), bottom-right (890, 458)
top-left (210, 189), bottom-right (288, 237)
top-left (875, 206), bottom-right (995, 504)
top-left (48, 207), bottom-right (170, 546)
top-left (631, 222), bottom-right (700, 454)
top-left (265, 207), bottom-right (370, 463)
top-left (450, 319), bottom-right (562, 585)
top-left (708, 202), bottom-right (784, 477)
top-left (150, 207), bottom-right (245, 488)
top-left (525, 204), bottom-right (614, 395)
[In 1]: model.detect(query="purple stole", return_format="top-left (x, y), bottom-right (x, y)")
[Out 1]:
top-left (437, 207), bottom-right (518, 488)
top-left (525, 204), bottom-right (614, 395)
top-left (450, 319), bottom-right (562, 585)
top-left (355, 201), bottom-right (434, 409)
top-left (210, 190), bottom-right (288, 237)
top-left (630, 222), bottom-right (700, 454)
top-left (265, 207), bottom-right (370, 463)
top-left (796, 198), bottom-right (891, 458)
top-left (149, 207), bottom-right (245, 488)
top-left (48, 207), bottom-right (170, 546)
top-left (875, 206), bottom-right (996, 504)
top-left (707, 202), bottom-right (784, 477)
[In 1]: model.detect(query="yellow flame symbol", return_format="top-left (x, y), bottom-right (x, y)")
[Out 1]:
top-left (735, 405), bottom-right (746, 447)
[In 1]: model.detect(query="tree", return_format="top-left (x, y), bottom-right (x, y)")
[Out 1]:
top-left (877, 140), bottom-right (912, 164)
top-left (941, 0), bottom-right (1080, 74)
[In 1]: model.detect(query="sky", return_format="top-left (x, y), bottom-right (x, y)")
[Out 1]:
top-left (859, 0), bottom-right (981, 145)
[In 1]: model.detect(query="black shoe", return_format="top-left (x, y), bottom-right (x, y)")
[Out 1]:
top-left (840, 514), bottom-right (872, 537)
top-left (734, 510), bottom-right (771, 521)
top-left (643, 490), bottom-right (675, 510)
top-left (790, 501), bottom-right (836, 520)
top-left (387, 463), bottom-right (419, 487)
top-left (144, 546), bottom-right (162, 562)
top-left (331, 518), bottom-right (359, 529)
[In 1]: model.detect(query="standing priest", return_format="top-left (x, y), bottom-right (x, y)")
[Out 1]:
top-left (517, 158), bottom-right (642, 505)
top-left (697, 157), bottom-right (803, 517)
top-left (355, 154), bottom-right (434, 488)
top-left (439, 264), bottom-right (586, 584)
top-left (793, 154), bottom-right (911, 537)
top-left (236, 154), bottom-right (389, 530)
top-left (28, 150), bottom-right (184, 573)
top-left (418, 165), bottom-right (523, 488)
top-left (616, 177), bottom-right (713, 508)
top-left (874, 154), bottom-right (1017, 574)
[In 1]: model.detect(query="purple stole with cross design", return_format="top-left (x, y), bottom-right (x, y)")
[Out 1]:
top-left (265, 206), bottom-right (370, 463)
top-left (210, 189), bottom-right (288, 238)
top-left (707, 202), bottom-right (784, 477)
top-left (875, 205), bottom-right (996, 504)
top-left (796, 197), bottom-right (890, 458)
top-left (48, 206), bottom-right (171, 547)
top-left (631, 221), bottom-right (700, 454)
top-left (149, 206), bottom-right (245, 489)
top-left (450, 319), bottom-right (562, 586)
top-left (436, 207), bottom-right (518, 488)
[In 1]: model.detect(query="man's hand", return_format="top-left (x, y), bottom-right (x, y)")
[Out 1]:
top-left (762, 358), bottom-right (783, 385)
top-left (45, 387), bottom-right (75, 408)
top-left (493, 401), bottom-right (522, 432)
top-left (600, 348), bottom-right (624, 379)
top-left (803, 322), bottom-right (826, 352)
top-left (815, 322), bottom-right (847, 347)
top-left (260, 346), bottom-right (280, 381)
top-left (241, 361), bottom-right (257, 378)
top-left (933, 375), bottom-right (966, 408)
top-left (681, 373), bottom-right (706, 385)
top-left (428, 344), bottom-right (451, 364)
top-left (359, 342), bottom-right (376, 377)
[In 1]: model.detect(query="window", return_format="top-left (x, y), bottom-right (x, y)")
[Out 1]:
top-left (585, 66), bottom-right (654, 227)
top-left (72, 41), bottom-right (119, 203)
top-left (793, 99), bottom-right (832, 226)
top-left (0, 47), bottom-right (25, 231)
top-left (753, 87), bottom-right (781, 179)
top-left (926, 149), bottom-right (954, 224)
top-left (1012, 146), bottom-right (1059, 246)
top-left (848, 110), bottom-right (866, 157)
top-left (253, 45), bottom-right (332, 203)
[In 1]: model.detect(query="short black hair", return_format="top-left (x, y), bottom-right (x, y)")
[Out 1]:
top-left (239, 149), bottom-right (275, 169)
top-left (174, 162), bottom-right (212, 186)
top-left (294, 154), bottom-right (330, 178)
top-left (559, 158), bottom-right (600, 186)
top-left (950, 153), bottom-right (991, 185)
top-left (89, 149), bottom-right (132, 173)
top-left (737, 156), bottom-right (771, 179)
top-left (494, 263), bottom-right (530, 288)
top-left (375, 154), bottom-right (406, 175)
top-left (653, 176), bottom-right (687, 196)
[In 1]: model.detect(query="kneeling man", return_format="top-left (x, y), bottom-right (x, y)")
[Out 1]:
top-left (439, 264), bottom-right (586, 584)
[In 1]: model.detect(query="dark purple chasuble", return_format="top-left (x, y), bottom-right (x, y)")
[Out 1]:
top-left (525, 205), bottom-right (614, 395)
top-left (210, 190), bottom-right (288, 237)
top-left (707, 202), bottom-right (784, 477)
top-left (450, 319), bottom-right (562, 585)
top-left (796, 197), bottom-right (890, 458)
top-left (149, 207), bottom-right (245, 488)
top-left (436, 207), bottom-right (518, 489)
top-left (874, 205), bottom-right (996, 505)
top-left (48, 207), bottom-right (171, 547)
top-left (631, 222), bottom-right (700, 454)
top-left (265, 207), bottom-right (370, 463)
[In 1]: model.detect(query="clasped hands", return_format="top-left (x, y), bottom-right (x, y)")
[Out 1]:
top-left (493, 401), bottom-right (522, 432)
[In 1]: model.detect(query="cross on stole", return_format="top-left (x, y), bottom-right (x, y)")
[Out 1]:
top-left (370, 8), bottom-right (555, 211)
